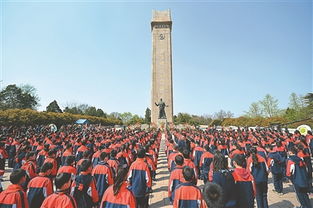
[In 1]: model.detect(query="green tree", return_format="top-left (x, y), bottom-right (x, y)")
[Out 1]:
top-left (63, 106), bottom-right (83, 114)
top-left (245, 102), bottom-right (263, 118)
top-left (304, 93), bottom-right (313, 115)
top-left (96, 109), bottom-right (106, 117)
top-left (85, 106), bottom-right (98, 116)
top-left (175, 113), bottom-right (192, 124)
top-left (0, 84), bottom-right (39, 110)
top-left (259, 94), bottom-right (280, 117)
top-left (128, 114), bottom-right (144, 125)
top-left (120, 112), bottom-right (133, 124)
top-left (46, 100), bottom-right (62, 113)
top-left (144, 108), bottom-right (151, 124)
top-left (285, 93), bottom-right (308, 120)
top-left (109, 112), bottom-right (121, 119)
top-left (20, 84), bottom-right (40, 106)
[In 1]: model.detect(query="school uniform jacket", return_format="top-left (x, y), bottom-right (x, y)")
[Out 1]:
top-left (75, 146), bottom-right (88, 162)
top-left (232, 168), bottom-right (255, 208)
top-left (212, 170), bottom-right (236, 208)
top-left (71, 171), bottom-right (99, 208)
top-left (246, 154), bottom-right (268, 183)
top-left (168, 165), bottom-right (185, 202)
top-left (0, 184), bottom-right (29, 208)
top-left (21, 160), bottom-right (37, 180)
top-left (61, 150), bottom-right (73, 166)
top-left (199, 151), bottom-right (214, 177)
top-left (91, 162), bottom-right (114, 199)
top-left (27, 173), bottom-right (53, 208)
top-left (57, 166), bottom-right (77, 179)
top-left (100, 182), bottom-right (136, 208)
top-left (267, 152), bottom-right (285, 175)
top-left (36, 150), bottom-right (48, 169)
top-left (41, 191), bottom-right (77, 208)
top-left (286, 155), bottom-right (309, 188)
top-left (107, 159), bottom-right (119, 177)
top-left (192, 146), bottom-right (204, 169)
top-left (172, 182), bottom-right (204, 208)
top-left (127, 158), bottom-right (151, 197)
top-left (44, 157), bottom-right (58, 177)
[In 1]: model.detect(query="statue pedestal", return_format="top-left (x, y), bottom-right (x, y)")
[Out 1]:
top-left (157, 119), bottom-right (167, 130)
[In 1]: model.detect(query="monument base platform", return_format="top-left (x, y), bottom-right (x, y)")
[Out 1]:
top-left (157, 119), bottom-right (167, 130)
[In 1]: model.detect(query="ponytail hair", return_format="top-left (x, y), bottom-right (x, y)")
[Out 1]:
top-left (250, 147), bottom-right (259, 166)
top-left (113, 165), bottom-right (129, 196)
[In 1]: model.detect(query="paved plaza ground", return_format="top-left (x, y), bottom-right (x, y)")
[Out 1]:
top-left (2, 135), bottom-right (312, 207)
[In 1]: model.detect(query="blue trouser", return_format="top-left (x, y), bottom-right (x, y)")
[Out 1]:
top-left (256, 181), bottom-right (269, 208)
top-left (293, 184), bottom-right (312, 208)
top-left (273, 173), bottom-right (283, 193)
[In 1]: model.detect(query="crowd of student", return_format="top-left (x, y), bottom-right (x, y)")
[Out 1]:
top-left (0, 125), bottom-right (160, 208)
top-left (0, 125), bottom-right (312, 208)
top-left (166, 128), bottom-right (313, 208)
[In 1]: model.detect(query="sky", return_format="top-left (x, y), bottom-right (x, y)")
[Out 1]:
top-left (1, 0), bottom-right (312, 117)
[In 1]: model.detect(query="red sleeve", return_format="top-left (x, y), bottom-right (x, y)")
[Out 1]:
top-left (107, 168), bottom-right (114, 185)
top-left (17, 191), bottom-right (29, 208)
top-left (172, 188), bottom-right (180, 208)
top-left (286, 160), bottom-right (293, 177)
top-left (46, 179), bottom-right (53, 196)
top-left (145, 165), bottom-right (152, 188)
top-left (90, 179), bottom-right (99, 203)
top-left (128, 191), bottom-right (136, 208)
top-left (168, 174), bottom-right (173, 197)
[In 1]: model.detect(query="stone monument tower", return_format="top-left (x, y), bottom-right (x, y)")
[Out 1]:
top-left (151, 9), bottom-right (173, 124)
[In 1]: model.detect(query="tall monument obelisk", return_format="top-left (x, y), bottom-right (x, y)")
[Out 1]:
top-left (151, 9), bottom-right (173, 124)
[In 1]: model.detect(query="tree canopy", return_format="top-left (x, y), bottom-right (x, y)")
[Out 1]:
top-left (0, 84), bottom-right (39, 110)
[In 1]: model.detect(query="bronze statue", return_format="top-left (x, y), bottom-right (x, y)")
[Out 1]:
top-left (155, 98), bottom-right (168, 119)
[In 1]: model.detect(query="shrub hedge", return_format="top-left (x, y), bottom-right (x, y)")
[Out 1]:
top-left (0, 109), bottom-right (122, 127)
top-left (221, 116), bottom-right (312, 128)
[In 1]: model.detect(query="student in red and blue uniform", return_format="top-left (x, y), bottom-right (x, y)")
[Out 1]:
top-left (0, 169), bottom-right (29, 208)
top-left (199, 145), bottom-right (214, 183)
top-left (43, 149), bottom-right (58, 178)
top-left (297, 137), bottom-right (312, 193)
top-left (71, 160), bottom-right (99, 208)
top-left (172, 166), bottom-right (204, 208)
top-left (75, 140), bottom-right (88, 162)
top-left (92, 145), bottom-right (104, 167)
top-left (61, 143), bottom-right (74, 166)
top-left (36, 144), bottom-right (49, 172)
top-left (41, 173), bottom-right (77, 208)
top-left (57, 156), bottom-right (77, 178)
top-left (100, 165), bottom-right (136, 208)
top-left (107, 150), bottom-right (119, 177)
top-left (182, 149), bottom-right (197, 185)
top-left (91, 152), bottom-right (113, 200)
top-left (127, 148), bottom-right (151, 208)
top-left (27, 163), bottom-right (53, 208)
top-left (168, 145), bottom-right (181, 171)
top-left (21, 151), bottom-right (37, 190)
top-left (211, 152), bottom-right (236, 208)
top-left (192, 141), bottom-right (204, 178)
top-left (203, 182), bottom-right (224, 208)
top-left (286, 146), bottom-right (312, 208)
top-left (266, 145), bottom-right (285, 194)
top-left (247, 147), bottom-right (269, 208)
top-left (76, 151), bottom-right (91, 174)
top-left (232, 154), bottom-right (255, 208)
top-left (168, 155), bottom-right (185, 203)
